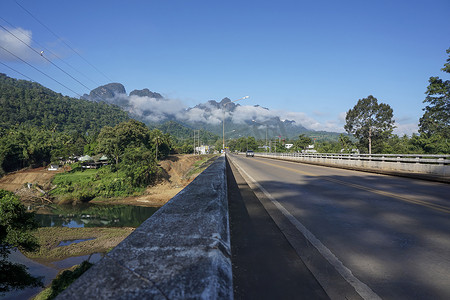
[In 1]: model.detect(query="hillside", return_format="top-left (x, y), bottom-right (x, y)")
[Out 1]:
top-left (81, 82), bottom-right (312, 139)
top-left (0, 73), bottom-right (129, 133)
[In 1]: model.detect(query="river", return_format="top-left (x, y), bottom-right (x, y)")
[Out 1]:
top-left (1, 203), bottom-right (158, 300)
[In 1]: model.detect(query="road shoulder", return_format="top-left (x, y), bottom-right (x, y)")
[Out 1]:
top-left (227, 156), bottom-right (329, 299)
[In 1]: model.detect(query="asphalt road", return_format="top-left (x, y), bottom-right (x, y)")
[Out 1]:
top-left (227, 157), bottom-right (329, 299)
top-left (227, 154), bottom-right (450, 300)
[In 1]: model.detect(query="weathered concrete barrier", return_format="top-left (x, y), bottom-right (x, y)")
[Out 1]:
top-left (248, 152), bottom-right (450, 181)
top-left (58, 155), bottom-right (232, 300)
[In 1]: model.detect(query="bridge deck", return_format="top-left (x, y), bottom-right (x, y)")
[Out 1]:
top-left (227, 158), bottom-right (330, 299)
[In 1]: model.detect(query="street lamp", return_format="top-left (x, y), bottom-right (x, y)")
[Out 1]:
top-left (223, 96), bottom-right (249, 152)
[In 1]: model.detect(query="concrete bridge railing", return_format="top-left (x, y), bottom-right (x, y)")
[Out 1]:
top-left (58, 155), bottom-right (232, 300)
top-left (247, 152), bottom-right (450, 177)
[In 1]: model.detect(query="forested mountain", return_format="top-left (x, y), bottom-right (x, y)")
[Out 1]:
top-left (80, 83), bottom-right (311, 139)
top-left (155, 120), bottom-right (219, 144)
top-left (0, 74), bottom-right (129, 133)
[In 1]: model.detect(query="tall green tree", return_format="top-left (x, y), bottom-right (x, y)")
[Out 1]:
top-left (419, 47), bottom-right (450, 139)
top-left (96, 120), bottom-right (151, 165)
top-left (293, 134), bottom-right (312, 152)
top-left (0, 189), bottom-right (43, 293)
top-left (344, 95), bottom-right (395, 154)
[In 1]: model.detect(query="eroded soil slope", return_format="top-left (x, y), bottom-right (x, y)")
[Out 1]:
top-left (0, 155), bottom-right (218, 206)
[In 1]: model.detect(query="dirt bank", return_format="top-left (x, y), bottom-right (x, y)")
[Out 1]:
top-left (0, 154), bottom-right (219, 207)
top-left (0, 167), bottom-right (64, 192)
top-left (93, 154), bottom-right (219, 206)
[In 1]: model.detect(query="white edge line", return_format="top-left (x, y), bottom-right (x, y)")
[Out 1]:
top-left (231, 157), bottom-right (382, 300)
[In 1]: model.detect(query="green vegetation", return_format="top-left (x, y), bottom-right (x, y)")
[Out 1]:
top-left (0, 72), bottom-right (129, 175)
top-left (155, 121), bottom-right (219, 154)
top-left (345, 95), bottom-right (395, 154)
top-left (50, 167), bottom-right (145, 203)
top-left (418, 47), bottom-right (450, 148)
top-left (0, 126), bottom-right (89, 175)
top-left (0, 189), bottom-right (43, 294)
top-left (33, 261), bottom-right (93, 300)
top-left (0, 73), bottom-right (129, 133)
top-left (224, 136), bottom-right (258, 152)
top-left (48, 119), bottom-right (174, 203)
top-left (292, 134), bottom-right (313, 152)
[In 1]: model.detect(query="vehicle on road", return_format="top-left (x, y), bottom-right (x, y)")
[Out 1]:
top-left (246, 150), bottom-right (254, 157)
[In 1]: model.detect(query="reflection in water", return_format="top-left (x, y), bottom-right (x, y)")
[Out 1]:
top-left (34, 204), bottom-right (159, 228)
top-left (1, 204), bottom-right (159, 299)
top-left (58, 238), bottom-right (96, 247)
top-left (1, 251), bottom-right (102, 300)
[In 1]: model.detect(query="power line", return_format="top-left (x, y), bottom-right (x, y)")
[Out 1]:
top-left (0, 16), bottom-right (100, 87)
top-left (0, 45), bottom-right (82, 97)
top-left (0, 23), bottom-right (94, 93)
top-left (14, 0), bottom-right (114, 83)
top-left (0, 61), bottom-right (35, 82)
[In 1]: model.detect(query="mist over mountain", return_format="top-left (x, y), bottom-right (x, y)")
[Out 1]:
top-left (81, 83), bottom-right (312, 139)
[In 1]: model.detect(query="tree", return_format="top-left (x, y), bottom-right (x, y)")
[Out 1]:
top-left (338, 134), bottom-right (353, 152)
top-left (344, 95), bottom-right (395, 154)
top-left (419, 47), bottom-right (450, 139)
top-left (0, 189), bottom-right (43, 293)
top-left (293, 134), bottom-right (312, 152)
top-left (121, 147), bottom-right (158, 187)
top-left (96, 120), bottom-right (151, 165)
top-left (150, 129), bottom-right (171, 160)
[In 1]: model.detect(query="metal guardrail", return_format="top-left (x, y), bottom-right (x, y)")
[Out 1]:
top-left (251, 152), bottom-right (450, 165)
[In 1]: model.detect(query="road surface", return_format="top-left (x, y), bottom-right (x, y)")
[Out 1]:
top-left (227, 154), bottom-right (450, 300)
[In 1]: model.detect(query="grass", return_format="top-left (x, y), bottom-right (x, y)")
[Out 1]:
top-left (24, 227), bottom-right (134, 261)
top-left (184, 154), bottom-right (220, 179)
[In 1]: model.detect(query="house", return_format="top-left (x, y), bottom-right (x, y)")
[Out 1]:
top-left (80, 154), bottom-right (109, 169)
top-left (48, 164), bottom-right (59, 171)
top-left (195, 145), bottom-right (210, 155)
top-left (303, 144), bottom-right (317, 153)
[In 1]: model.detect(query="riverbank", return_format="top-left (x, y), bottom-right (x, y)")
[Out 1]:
top-left (0, 154), bottom-right (219, 208)
top-left (24, 227), bottom-right (134, 263)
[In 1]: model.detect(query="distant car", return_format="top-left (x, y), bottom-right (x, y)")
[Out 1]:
top-left (246, 150), bottom-right (254, 157)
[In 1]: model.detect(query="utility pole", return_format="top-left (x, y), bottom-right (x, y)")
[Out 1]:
top-left (193, 130), bottom-right (196, 155)
top-left (193, 130), bottom-right (200, 155)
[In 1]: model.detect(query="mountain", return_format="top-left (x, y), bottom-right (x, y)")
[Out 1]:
top-left (130, 88), bottom-right (163, 99)
top-left (82, 83), bottom-right (127, 101)
top-left (0, 74), bottom-right (129, 133)
top-left (81, 83), bottom-right (311, 139)
top-left (155, 120), bottom-right (218, 143)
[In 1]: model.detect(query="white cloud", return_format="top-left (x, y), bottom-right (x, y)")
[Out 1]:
top-left (232, 105), bottom-right (277, 124)
top-left (393, 121), bottom-right (419, 136)
top-left (107, 93), bottom-right (351, 133)
top-left (0, 27), bottom-right (35, 61)
top-left (112, 94), bottom-right (185, 123)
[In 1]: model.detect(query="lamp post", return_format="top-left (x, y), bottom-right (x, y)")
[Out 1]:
top-left (223, 96), bottom-right (249, 152)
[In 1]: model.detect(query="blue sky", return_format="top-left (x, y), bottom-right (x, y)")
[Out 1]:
top-left (1, 0), bottom-right (449, 134)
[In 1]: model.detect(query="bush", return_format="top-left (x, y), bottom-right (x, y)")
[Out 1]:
top-left (45, 261), bottom-right (93, 299)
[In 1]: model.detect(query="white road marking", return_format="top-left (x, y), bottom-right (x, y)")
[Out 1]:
top-left (231, 157), bottom-right (382, 300)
